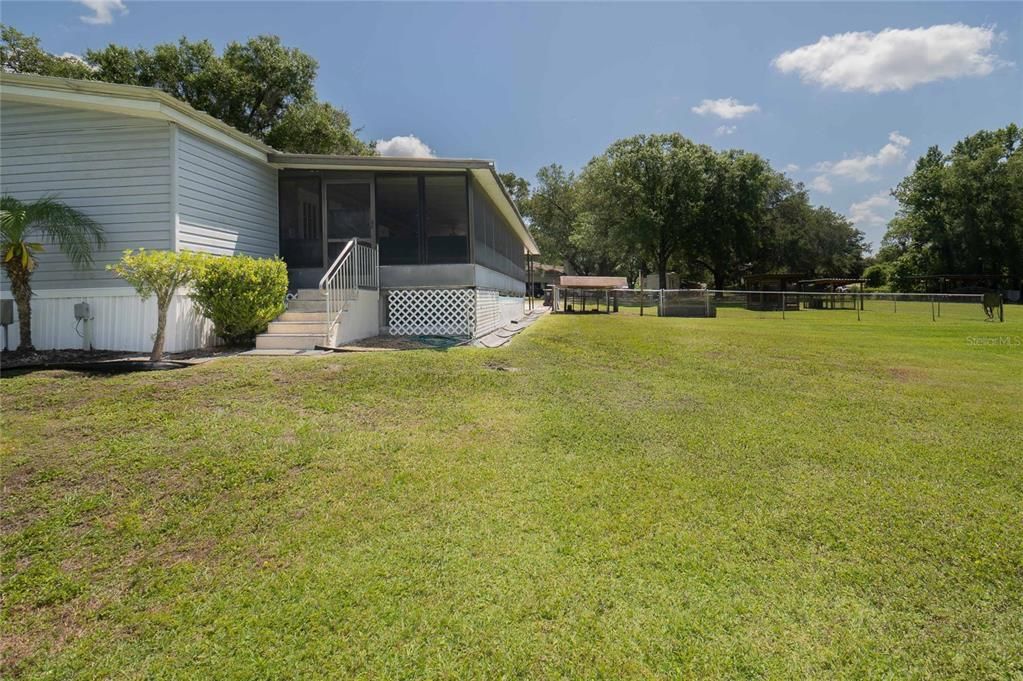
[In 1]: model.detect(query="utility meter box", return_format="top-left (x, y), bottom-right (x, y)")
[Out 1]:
top-left (74, 302), bottom-right (91, 321)
top-left (0, 299), bottom-right (13, 326)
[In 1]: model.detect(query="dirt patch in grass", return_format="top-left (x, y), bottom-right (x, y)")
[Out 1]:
top-left (484, 360), bottom-right (521, 372)
top-left (887, 366), bottom-right (927, 383)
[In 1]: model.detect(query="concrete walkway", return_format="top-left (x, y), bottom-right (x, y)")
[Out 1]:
top-left (238, 348), bottom-right (331, 357)
top-left (472, 307), bottom-right (548, 348)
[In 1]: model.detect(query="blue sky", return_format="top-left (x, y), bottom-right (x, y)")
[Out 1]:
top-left (4, 1), bottom-right (1021, 249)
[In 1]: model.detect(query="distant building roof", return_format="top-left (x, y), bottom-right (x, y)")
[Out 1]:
top-left (559, 276), bottom-right (629, 289)
top-left (743, 273), bottom-right (807, 283)
top-left (798, 278), bottom-right (866, 286)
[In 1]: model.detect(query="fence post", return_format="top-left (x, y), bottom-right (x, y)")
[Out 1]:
top-left (856, 293), bottom-right (861, 321)
top-left (704, 289), bottom-right (710, 317)
top-left (782, 291), bottom-right (786, 320)
top-left (659, 289), bottom-right (664, 317)
top-left (931, 295), bottom-right (936, 322)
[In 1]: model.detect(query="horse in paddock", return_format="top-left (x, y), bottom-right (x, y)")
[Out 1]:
top-left (982, 292), bottom-right (1003, 321)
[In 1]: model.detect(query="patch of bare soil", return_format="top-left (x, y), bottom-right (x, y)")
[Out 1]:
top-left (887, 366), bottom-right (926, 383)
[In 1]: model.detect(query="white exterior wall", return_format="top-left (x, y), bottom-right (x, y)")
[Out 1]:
top-left (0, 99), bottom-right (279, 352)
top-left (0, 101), bottom-right (173, 289)
top-left (175, 128), bottom-right (278, 257)
top-left (0, 287), bottom-right (214, 354)
top-left (334, 291), bottom-right (380, 345)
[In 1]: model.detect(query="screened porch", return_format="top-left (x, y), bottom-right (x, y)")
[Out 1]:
top-left (277, 168), bottom-right (527, 292)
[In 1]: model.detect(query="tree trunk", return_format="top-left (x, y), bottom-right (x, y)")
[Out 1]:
top-left (6, 265), bottom-right (34, 352)
top-left (714, 271), bottom-right (726, 291)
top-left (150, 294), bottom-right (169, 362)
top-left (658, 259), bottom-right (668, 289)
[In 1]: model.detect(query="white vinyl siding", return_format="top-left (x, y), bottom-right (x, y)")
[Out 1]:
top-left (0, 101), bottom-right (173, 289)
top-left (175, 128), bottom-right (277, 257)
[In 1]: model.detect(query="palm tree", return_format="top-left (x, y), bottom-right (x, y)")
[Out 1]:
top-left (1, 196), bottom-right (105, 351)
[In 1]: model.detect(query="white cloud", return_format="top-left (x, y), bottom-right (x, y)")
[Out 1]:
top-left (784, 163), bottom-right (800, 172)
top-left (848, 190), bottom-right (895, 228)
top-left (809, 175), bottom-right (833, 194)
top-left (715, 125), bottom-right (737, 136)
top-left (375, 134), bottom-right (435, 158)
top-left (692, 97), bottom-right (760, 120)
top-left (814, 131), bottom-right (911, 184)
top-left (75, 0), bottom-right (128, 25)
top-left (58, 52), bottom-right (97, 71)
top-left (773, 24), bottom-right (1005, 93)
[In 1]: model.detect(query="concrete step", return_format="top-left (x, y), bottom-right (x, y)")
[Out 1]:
top-left (267, 320), bottom-right (324, 334)
top-left (291, 288), bottom-right (356, 302)
top-left (286, 299), bottom-right (326, 312)
top-left (255, 333), bottom-right (325, 350)
top-left (278, 311), bottom-right (324, 322)
top-left (290, 288), bottom-right (324, 301)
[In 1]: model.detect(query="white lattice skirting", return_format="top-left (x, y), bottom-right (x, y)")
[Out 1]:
top-left (388, 289), bottom-right (477, 336)
top-left (475, 290), bottom-right (501, 337)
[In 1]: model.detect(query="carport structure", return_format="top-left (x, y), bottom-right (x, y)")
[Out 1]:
top-left (551, 276), bottom-right (629, 313)
top-left (798, 278), bottom-right (867, 310)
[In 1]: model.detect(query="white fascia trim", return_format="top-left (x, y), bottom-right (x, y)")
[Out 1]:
top-left (169, 124), bottom-right (180, 251)
top-left (1, 84), bottom-right (270, 164)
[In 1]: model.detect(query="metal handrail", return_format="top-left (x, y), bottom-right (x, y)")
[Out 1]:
top-left (318, 238), bottom-right (379, 344)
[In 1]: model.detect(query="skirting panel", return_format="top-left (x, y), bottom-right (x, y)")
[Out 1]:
top-left (387, 288), bottom-right (476, 337)
top-left (0, 288), bottom-right (216, 353)
top-left (475, 290), bottom-right (501, 337)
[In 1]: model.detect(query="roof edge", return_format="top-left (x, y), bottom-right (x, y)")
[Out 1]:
top-left (0, 72), bottom-right (274, 156)
top-left (269, 153), bottom-right (493, 170)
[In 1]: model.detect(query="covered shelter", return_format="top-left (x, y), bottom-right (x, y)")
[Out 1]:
top-left (798, 278), bottom-right (866, 310)
top-left (553, 276), bottom-right (628, 313)
top-left (741, 273), bottom-right (805, 311)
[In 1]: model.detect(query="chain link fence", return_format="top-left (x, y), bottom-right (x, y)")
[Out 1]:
top-left (551, 287), bottom-right (1007, 323)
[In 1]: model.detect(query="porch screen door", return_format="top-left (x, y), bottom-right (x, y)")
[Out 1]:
top-left (324, 181), bottom-right (373, 263)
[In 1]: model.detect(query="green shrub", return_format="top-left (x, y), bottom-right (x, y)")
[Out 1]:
top-left (189, 254), bottom-right (288, 345)
top-left (863, 264), bottom-right (889, 289)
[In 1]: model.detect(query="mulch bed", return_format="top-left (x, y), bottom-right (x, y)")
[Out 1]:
top-left (336, 335), bottom-right (466, 352)
top-left (0, 346), bottom-right (248, 376)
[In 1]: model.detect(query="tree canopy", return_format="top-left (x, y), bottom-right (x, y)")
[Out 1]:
top-left (872, 124), bottom-right (1022, 290)
top-left (1, 25), bottom-right (372, 156)
top-left (514, 134), bottom-right (867, 288)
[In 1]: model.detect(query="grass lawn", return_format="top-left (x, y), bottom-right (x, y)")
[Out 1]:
top-left (2, 306), bottom-right (1022, 678)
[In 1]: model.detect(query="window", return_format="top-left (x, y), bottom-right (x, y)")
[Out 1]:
top-left (326, 182), bottom-right (371, 262)
top-left (423, 175), bottom-right (468, 264)
top-left (279, 177), bottom-right (321, 268)
top-left (326, 182), bottom-right (371, 240)
top-left (376, 176), bottom-right (420, 265)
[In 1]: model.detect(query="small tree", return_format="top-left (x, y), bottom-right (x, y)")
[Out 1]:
top-left (1, 195), bottom-right (105, 352)
top-left (108, 250), bottom-right (195, 361)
